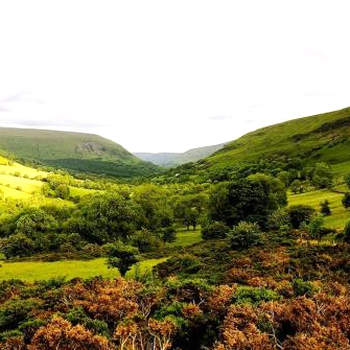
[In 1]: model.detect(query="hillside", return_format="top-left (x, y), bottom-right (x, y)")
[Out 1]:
top-left (185, 107), bottom-right (350, 177)
top-left (135, 143), bottom-right (225, 167)
top-left (0, 128), bottom-right (159, 177)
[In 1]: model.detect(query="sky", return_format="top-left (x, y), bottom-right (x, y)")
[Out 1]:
top-left (0, 1), bottom-right (349, 153)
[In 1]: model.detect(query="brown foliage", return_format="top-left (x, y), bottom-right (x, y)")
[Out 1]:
top-left (27, 316), bottom-right (112, 350)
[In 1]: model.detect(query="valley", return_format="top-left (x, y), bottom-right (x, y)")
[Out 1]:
top-left (0, 108), bottom-right (350, 349)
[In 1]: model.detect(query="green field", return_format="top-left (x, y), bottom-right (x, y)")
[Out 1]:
top-left (289, 189), bottom-right (350, 229)
top-left (168, 228), bottom-right (202, 247)
top-left (0, 257), bottom-right (168, 282)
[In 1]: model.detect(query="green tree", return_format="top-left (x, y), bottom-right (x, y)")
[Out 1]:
top-left (131, 229), bottom-right (162, 253)
top-left (66, 193), bottom-right (137, 244)
top-left (208, 175), bottom-right (286, 229)
top-left (290, 179), bottom-right (303, 194)
top-left (288, 205), bottom-right (315, 229)
top-left (201, 221), bottom-right (229, 240)
top-left (0, 233), bottom-right (35, 258)
top-left (320, 200), bottom-right (331, 216)
top-left (228, 221), bottom-right (262, 250)
top-left (307, 215), bottom-right (325, 241)
top-left (311, 162), bottom-right (333, 189)
top-left (161, 226), bottom-right (177, 243)
top-left (344, 173), bottom-right (350, 190)
top-left (344, 221), bottom-right (350, 243)
top-left (105, 242), bottom-right (139, 276)
top-left (342, 193), bottom-right (350, 209)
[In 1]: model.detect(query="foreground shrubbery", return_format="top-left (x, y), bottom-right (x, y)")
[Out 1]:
top-left (1, 237), bottom-right (350, 350)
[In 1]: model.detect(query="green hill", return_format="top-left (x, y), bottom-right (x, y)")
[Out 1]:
top-left (134, 143), bottom-right (225, 167)
top-left (188, 107), bottom-right (350, 177)
top-left (0, 128), bottom-right (159, 178)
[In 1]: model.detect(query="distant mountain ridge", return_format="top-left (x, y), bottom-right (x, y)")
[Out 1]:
top-left (135, 143), bottom-right (225, 167)
top-left (0, 127), bottom-right (159, 178)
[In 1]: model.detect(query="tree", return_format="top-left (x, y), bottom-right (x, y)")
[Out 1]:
top-left (344, 221), bottom-right (350, 243)
top-left (161, 226), bottom-right (176, 243)
top-left (311, 162), bottom-right (333, 189)
top-left (0, 233), bottom-right (35, 258)
top-left (201, 221), bottom-right (229, 240)
top-left (290, 179), bottom-right (303, 194)
top-left (342, 192), bottom-right (350, 209)
top-left (183, 207), bottom-right (199, 230)
top-left (320, 200), bottom-right (331, 216)
top-left (208, 175), bottom-right (287, 229)
top-left (344, 173), bottom-right (350, 190)
top-left (133, 184), bottom-right (173, 230)
top-left (306, 216), bottom-right (325, 241)
top-left (228, 221), bottom-right (262, 250)
top-left (131, 229), bottom-right (162, 253)
top-left (105, 241), bottom-right (139, 276)
top-left (66, 193), bottom-right (137, 244)
top-left (15, 208), bottom-right (57, 238)
top-left (288, 205), bottom-right (315, 229)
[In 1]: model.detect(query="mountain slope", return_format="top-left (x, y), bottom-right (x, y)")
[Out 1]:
top-left (135, 143), bottom-right (225, 167)
top-left (181, 107), bottom-right (350, 177)
top-left (0, 128), bottom-right (159, 177)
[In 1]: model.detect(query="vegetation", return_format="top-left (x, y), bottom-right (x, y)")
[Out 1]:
top-left (0, 109), bottom-right (350, 348)
top-left (0, 128), bottom-right (160, 178)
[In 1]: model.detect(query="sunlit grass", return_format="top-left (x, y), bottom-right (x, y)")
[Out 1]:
top-left (288, 189), bottom-right (350, 229)
top-left (0, 257), bottom-right (168, 282)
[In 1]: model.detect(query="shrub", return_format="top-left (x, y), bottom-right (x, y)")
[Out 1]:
top-left (0, 234), bottom-right (35, 259)
top-left (306, 215), bottom-right (325, 241)
top-left (344, 221), bottom-right (350, 243)
top-left (320, 200), bottom-right (331, 216)
top-left (293, 278), bottom-right (317, 297)
top-left (201, 221), bottom-right (229, 240)
top-left (228, 221), bottom-right (262, 250)
top-left (288, 205), bottom-right (315, 229)
top-left (161, 226), bottom-right (177, 243)
top-left (267, 208), bottom-right (291, 231)
top-left (233, 286), bottom-right (280, 305)
top-left (342, 192), bottom-right (350, 209)
top-left (131, 229), bottom-right (162, 253)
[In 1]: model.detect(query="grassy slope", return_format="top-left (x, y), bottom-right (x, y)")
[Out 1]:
top-left (288, 189), bottom-right (349, 229)
top-left (0, 156), bottom-right (90, 208)
top-left (201, 107), bottom-right (350, 176)
top-left (0, 127), bottom-right (159, 177)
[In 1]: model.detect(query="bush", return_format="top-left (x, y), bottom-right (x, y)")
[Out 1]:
top-left (306, 216), bottom-right (325, 241)
top-left (228, 221), bottom-right (262, 250)
top-left (161, 226), bottom-right (177, 243)
top-left (344, 221), bottom-right (350, 243)
top-left (201, 221), bottom-right (229, 240)
top-left (131, 229), bottom-right (162, 253)
top-left (0, 234), bottom-right (35, 259)
top-left (233, 286), bottom-right (280, 305)
top-left (342, 193), bottom-right (350, 209)
top-left (267, 208), bottom-right (291, 231)
top-left (288, 205), bottom-right (315, 229)
top-left (293, 278), bottom-right (317, 297)
top-left (320, 200), bottom-right (331, 216)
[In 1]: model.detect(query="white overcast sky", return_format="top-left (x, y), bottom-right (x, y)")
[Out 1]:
top-left (0, 1), bottom-right (349, 153)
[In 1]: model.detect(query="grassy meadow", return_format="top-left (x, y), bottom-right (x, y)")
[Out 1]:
top-left (0, 257), bottom-right (169, 282)
top-left (288, 188), bottom-right (350, 229)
